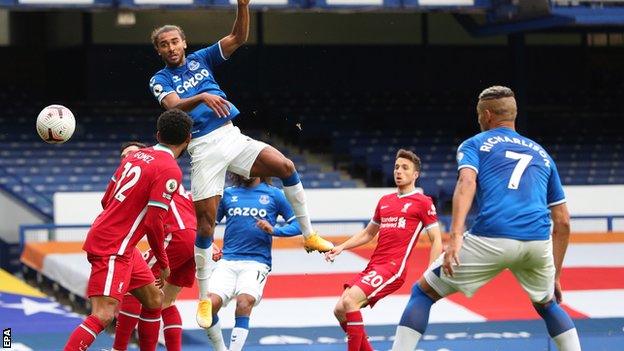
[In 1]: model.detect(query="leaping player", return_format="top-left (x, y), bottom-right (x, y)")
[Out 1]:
top-left (325, 149), bottom-right (443, 351)
top-left (148, 0), bottom-right (333, 329)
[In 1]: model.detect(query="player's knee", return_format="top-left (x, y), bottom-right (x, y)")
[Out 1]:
top-left (143, 289), bottom-right (163, 309)
top-left (333, 301), bottom-right (346, 318)
top-left (209, 294), bottom-right (223, 313)
top-left (341, 294), bottom-right (359, 311)
top-left (235, 295), bottom-right (255, 315)
top-left (276, 158), bottom-right (296, 179)
top-left (162, 294), bottom-right (176, 309)
top-left (197, 220), bottom-right (216, 238)
top-left (93, 310), bottom-right (115, 327)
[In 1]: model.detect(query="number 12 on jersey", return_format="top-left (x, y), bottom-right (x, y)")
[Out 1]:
top-left (505, 151), bottom-right (533, 190)
top-left (113, 162), bottom-right (142, 202)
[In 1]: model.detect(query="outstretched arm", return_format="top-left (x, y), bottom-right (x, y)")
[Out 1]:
top-left (324, 222), bottom-right (379, 262)
top-left (219, 0), bottom-right (250, 58)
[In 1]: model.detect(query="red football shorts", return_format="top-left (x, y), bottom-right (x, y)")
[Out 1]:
top-left (86, 248), bottom-right (154, 301)
top-left (144, 229), bottom-right (196, 288)
top-left (345, 262), bottom-right (406, 307)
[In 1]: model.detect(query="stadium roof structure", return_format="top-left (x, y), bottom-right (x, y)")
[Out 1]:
top-left (2, 0), bottom-right (624, 36)
top-left (458, 1), bottom-right (624, 36)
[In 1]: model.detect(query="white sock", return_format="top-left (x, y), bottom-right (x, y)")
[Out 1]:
top-left (553, 328), bottom-right (582, 351)
top-left (229, 327), bottom-right (249, 351)
top-left (194, 245), bottom-right (215, 300)
top-left (282, 182), bottom-right (313, 236)
top-left (391, 325), bottom-right (423, 351)
top-left (206, 321), bottom-right (228, 351)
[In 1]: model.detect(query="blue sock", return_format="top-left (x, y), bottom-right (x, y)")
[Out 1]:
top-left (210, 314), bottom-right (220, 328)
top-left (398, 284), bottom-right (435, 334)
top-left (281, 172), bottom-right (300, 187)
top-left (533, 300), bottom-right (575, 337)
top-left (195, 235), bottom-right (213, 249)
top-left (234, 316), bottom-right (250, 329)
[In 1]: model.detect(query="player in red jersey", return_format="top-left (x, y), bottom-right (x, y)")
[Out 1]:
top-left (325, 149), bottom-right (443, 351)
top-left (64, 109), bottom-right (192, 351)
top-left (112, 142), bottom-right (222, 351)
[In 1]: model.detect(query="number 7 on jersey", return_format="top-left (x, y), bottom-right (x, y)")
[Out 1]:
top-left (505, 151), bottom-right (533, 190)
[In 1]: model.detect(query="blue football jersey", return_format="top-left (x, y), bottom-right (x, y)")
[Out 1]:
top-left (217, 182), bottom-right (301, 268)
top-left (149, 41), bottom-right (241, 138)
top-left (457, 127), bottom-right (566, 240)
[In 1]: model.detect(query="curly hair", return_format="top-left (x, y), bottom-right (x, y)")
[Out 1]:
top-left (151, 25), bottom-right (185, 47)
top-left (157, 109), bottom-right (193, 145)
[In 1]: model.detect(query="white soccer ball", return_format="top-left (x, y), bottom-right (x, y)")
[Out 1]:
top-left (36, 104), bottom-right (76, 144)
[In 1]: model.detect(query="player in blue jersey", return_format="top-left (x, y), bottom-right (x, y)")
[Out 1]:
top-left (202, 174), bottom-right (301, 351)
top-left (148, 0), bottom-right (334, 328)
top-left (391, 86), bottom-right (581, 351)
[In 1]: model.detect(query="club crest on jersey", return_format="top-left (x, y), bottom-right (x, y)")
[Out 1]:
top-left (401, 202), bottom-right (413, 213)
top-left (259, 195), bottom-right (270, 205)
top-left (188, 60), bottom-right (200, 71)
top-left (398, 217), bottom-right (406, 229)
top-left (165, 179), bottom-right (178, 193)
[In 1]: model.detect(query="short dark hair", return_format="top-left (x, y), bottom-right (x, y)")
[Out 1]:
top-left (119, 141), bottom-right (147, 156)
top-left (396, 149), bottom-right (421, 171)
top-left (151, 25), bottom-right (185, 47)
top-left (478, 86), bottom-right (515, 101)
top-left (157, 109), bottom-right (192, 145)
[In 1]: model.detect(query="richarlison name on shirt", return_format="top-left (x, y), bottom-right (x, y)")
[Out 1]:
top-left (478, 135), bottom-right (550, 167)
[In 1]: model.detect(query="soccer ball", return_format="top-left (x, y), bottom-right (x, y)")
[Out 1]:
top-left (36, 104), bottom-right (76, 144)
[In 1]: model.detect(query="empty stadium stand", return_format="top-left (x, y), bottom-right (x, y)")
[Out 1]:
top-left (0, 86), bottom-right (622, 217)
top-left (0, 99), bottom-right (358, 218)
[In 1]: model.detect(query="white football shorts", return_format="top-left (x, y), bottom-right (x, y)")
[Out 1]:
top-left (208, 259), bottom-right (271, 307)
top-left (424, 232), bottom-right (555, 303)
top-left (187, 123), bottom-right (268, 201)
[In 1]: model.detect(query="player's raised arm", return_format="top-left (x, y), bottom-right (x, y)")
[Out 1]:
top-left (219, 0), bottom-right (250, 58)
top-left (550, 203), bottom-right (571, 303)
top-left (443, 167), bottom-right (477, 276)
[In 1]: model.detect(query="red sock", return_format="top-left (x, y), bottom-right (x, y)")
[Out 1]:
top-left (137, 306), bottom-right (162, 351)
top-left (162, 305), bottom-right (183, 351)
top-left (113, 295), bottom-right (141, 351)
top-left (64, 315), bottom-right (105, 351)
top-left (346, 311), bottom-right (365, 351)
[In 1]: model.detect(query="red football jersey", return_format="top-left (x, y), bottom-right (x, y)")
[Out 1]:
top-left (369, 190), bottom-right (438, 271)
top-left (83, 145), bottom-right (182, 256)
top-left (165, 184), bottom-right (197, 233)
